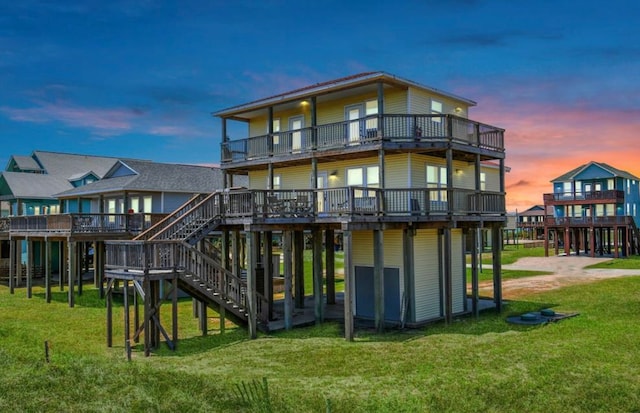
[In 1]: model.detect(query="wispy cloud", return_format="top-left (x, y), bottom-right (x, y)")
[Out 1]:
top-left (149, 125), bottom-right (208, 138)
top-left (0, 102), bottom-right (142, 135)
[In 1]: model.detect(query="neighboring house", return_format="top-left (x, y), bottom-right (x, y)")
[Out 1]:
top-left (543, 161), bottom-right (640, 257)
top-left (0, 150), bottom-right (120, 216)
top-left (105, 71), bottom-right (507, 351)
top-left (517, 205), bottom-right (551, 240)
top-left (0, 151), bottom-right (229, 305)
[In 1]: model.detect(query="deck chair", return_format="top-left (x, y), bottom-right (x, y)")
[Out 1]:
top-left (267, 196), bottom-right (286, 215)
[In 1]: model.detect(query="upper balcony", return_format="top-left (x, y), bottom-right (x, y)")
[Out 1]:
top-left (543, 190), bottom-right (625, 206)
top-left (221, 114), bottom-right (504, 171)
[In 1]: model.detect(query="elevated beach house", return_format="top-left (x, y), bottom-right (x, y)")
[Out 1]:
top-left (543, 161), bottom-right (640, 257)
top-left (104, 72), bottom-right (507, 352)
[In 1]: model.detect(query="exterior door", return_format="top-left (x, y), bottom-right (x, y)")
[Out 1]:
top-left (289, 116), bottom-right (304, 152)
top-left (316, 172), bottom-right (328, 214)
top-left (345, 104), bottom-right (363, 144)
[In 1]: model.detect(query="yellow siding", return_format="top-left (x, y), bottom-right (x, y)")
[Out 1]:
top-left (381, 88), bottom-right (407, 114)
top-left (409, 87), bottom-right (470, 117)
top-left (483, 165), bottom-right (501, 191)
top-left (249, 165), bottom-right (311, 190)
top-left (247, 153), bottom-right (496, 192)
top-left (352, 231), bottom-right (373, 268)
top-left (384, 154), bottom-right (410, 187)
top-left (413, 229), bottom-right (441, 321)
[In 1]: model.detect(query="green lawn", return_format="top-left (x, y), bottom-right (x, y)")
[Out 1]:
top-left (2, 248), bottom-right (640, 412)
top-left (584, 254), bottom-right (640, 269)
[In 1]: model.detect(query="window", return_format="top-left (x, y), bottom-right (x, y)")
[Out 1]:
top-left (130, 197), bottom-right (140, 213)
top-left (143, 196), bottom-right (152, 213)
top-left (268, 175), bottom-right (281, 190)
top-left (427, 165), bottom-right (447, 201)
top-left (431, 100), bottom-right (443, 122)
top-left (365, 100), bottom-right (378, 131)
top-left (480, 172), bottom-right (486, 191)
top-left (346, 165), bottom-right (379, 197)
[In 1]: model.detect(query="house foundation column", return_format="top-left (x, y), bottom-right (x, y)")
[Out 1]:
top-left (491, 225), bottom-right (503, 312)
top-left (312, 228), bottom-right (324, 324)
top-left (325, 229), bottom-right (335, 305)
top-left (373, 229), bottom-right (385, 332)
top-left (283, 231), bottom-right (293, 330)
top-left (343, 230), bottom-right (354, 341)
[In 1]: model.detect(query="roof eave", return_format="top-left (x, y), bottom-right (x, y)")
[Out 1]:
top-left (212, 72), bottom-right (477, 118)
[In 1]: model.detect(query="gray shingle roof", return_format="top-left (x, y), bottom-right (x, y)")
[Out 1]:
top-left (55, 160), bottom-right (230, 197)
top-left (0, 172), bottom-right (72, 199)
top-left (10, 155), bottom-right (42, 171)
top-left (32, 150), bottom-right (121, 179)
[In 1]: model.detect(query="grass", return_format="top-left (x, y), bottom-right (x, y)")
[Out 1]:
top-left (2, 248), bottom-right (640, 412)
top-left (466, 245), bottom-right (551, 283)
top-left (3, 277), bottom-right (640, 412)
top-left (584, 254), bottom-right (640, 269)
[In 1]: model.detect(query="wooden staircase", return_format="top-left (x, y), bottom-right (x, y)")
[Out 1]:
top-left (106, 192), bottom-right (265, 330)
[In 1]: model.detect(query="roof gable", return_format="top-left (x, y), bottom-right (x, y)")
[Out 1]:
top-left (105, 161), bottom-right (138, 178)
top-left (6, 155), bottom-right (43, 172)
top-left (551, 161), bottom-right (640, 182)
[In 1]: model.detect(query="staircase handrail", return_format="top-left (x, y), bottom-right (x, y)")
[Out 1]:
top-left (148, 192), bottom-right (221, 241)
top-left (134, 193), bottom-right (209, 240)
top-left (176, 243), bottom-right (269, 322)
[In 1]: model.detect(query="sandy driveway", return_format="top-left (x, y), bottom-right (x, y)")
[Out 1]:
top-left (478, 256), bottom-right (640, 298)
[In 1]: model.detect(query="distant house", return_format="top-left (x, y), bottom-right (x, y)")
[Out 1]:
top-left (0, 150), bottom-right (230, 304)
top-left (543, 161), bottom-right (640, 257)
top-left (517, 205), bottom-right (551, 240)
top-left (0, 150), bottom-right (120, 216)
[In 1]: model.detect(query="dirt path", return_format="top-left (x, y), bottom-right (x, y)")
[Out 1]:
top-left (478, 256), bottom-right (640, 298)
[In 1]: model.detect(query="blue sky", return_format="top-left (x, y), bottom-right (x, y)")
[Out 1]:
top-left (1, 0), bottom-right (639, 209)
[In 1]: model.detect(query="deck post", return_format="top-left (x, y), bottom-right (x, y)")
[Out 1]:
top-left (45, 238), bottom-right (51, 303)
top-left (402, 227), bottom-right (415, 326)
top-left (492, 225), bottom-right (503, 312)
top-left (143, 273), bottom-right (151, 356)
top-left (373, 229), bottom-right (384, 333)
top-left (232, 230), bottom-right (241, 279)
top-left (312, 228), bottom-right (324, 324)
top-left (172, 275), bottom-right (178, 347)
top-left (470, 227), bottom-right (479, 318)
top-left (123, 279), bottom-right (130, 348)
top-left (283, 231), bottom-right (293, 330)
top-left (264, 231), bottom-right (273, 320)
top-left (325, 229), bottom-right (335, 305)
top-left (293, 230), bottom-right (305, 308)
top-left (106, 278), bottom-right (113, 347)
top-left (246, 231), bottom-right (258, 339)
top-left (67, 240), bottom-right (75, 308)
top-left (443, 227), bottom-right (452, 324)
top-left (76, 242), bottom-right (83, 296)
top-left (613, 226), bottom-right (619, 258)
top-left (26, 238), bottom-right (32, 299)
top-left (199, 300), bottom-right (207, 336)
top-left (343, 230), bottom-right (354, 341)
top-left (59, 241), bottom-right (65, 291)
top-left (133, 281), bottom-right (140, 343)
top-left (8, 238), bottom-right (14, 294)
